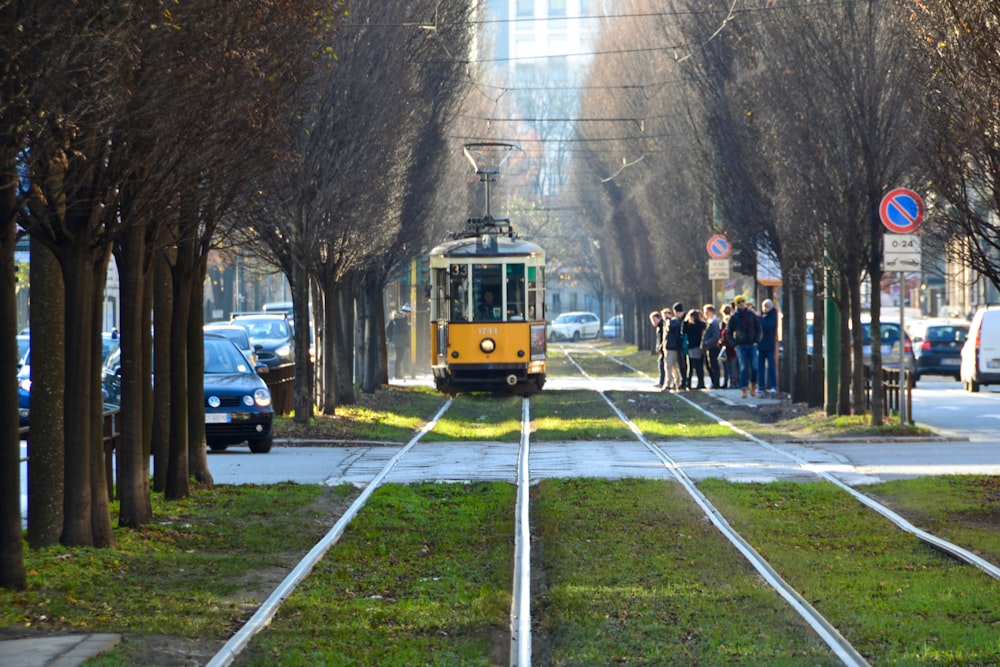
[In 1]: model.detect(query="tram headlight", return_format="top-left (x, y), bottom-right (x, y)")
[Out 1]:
top-left (480, 338), bottom-right (496, 354)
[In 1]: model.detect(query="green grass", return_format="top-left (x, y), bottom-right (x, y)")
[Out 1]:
top-left (533, 478), bottom-right (840, 665)
top-left (275, 385), bottom-right (447, 442)
top-left (699, 479), bottom-right (1000, 664)
top-left (235, 483), bottom-right (514, 666)
top-left (608, 390), bottom-right (739, 439)
top-left (863, 476), bottom-right (1000, 564)
top-left (428, 393), bottom-right (524, 442)
top-left (531, 390), bottom-right (635, 440)
top-left (0, 483), bottom-right (356, 638)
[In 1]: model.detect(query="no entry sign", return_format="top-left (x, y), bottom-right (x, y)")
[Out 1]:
top-left (879, 188), bottom-right (924, 234)
top-left (706, 234), bottom-right (732, 259)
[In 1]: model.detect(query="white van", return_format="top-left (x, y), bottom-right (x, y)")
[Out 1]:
top-left (960, 305), bottom-right (1000, 392)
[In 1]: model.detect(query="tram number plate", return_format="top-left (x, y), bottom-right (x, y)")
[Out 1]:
top-left (477, 327), bottom-right (499, 335)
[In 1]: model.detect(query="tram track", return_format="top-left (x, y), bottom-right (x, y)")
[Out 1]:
top-left (569, 343), bottom-right (1000, 583)
top-left (561, 348), bottom-right (869, 666)
top-left (203, 347), bottom-right (1000, 666)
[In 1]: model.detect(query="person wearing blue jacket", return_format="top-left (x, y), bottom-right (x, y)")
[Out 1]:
top-left (724, 295), bottom-right (762, 397)
top-left (757, 299), bottom-right (779, 394)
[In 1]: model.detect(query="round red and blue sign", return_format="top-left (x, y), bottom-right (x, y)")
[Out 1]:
top-left (706, 234), bottom-right (732, 259)
top-left (879, 188), bottom-right (924, 234)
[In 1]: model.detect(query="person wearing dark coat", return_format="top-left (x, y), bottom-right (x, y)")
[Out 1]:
top-left (683, 309), bottom-right (707, 389)
top-left (757, 299), bottom-right (779, 394)
top-left (386, 307), bottom-right (412, 379)
top-left (664, 304), bottom-right (685, 390)
top-left (701, 304), bottom-right (722, 388)
top-left (724, 295), bottom-right (763, 397)
top-left (649, 310), bottom-right (666, 389)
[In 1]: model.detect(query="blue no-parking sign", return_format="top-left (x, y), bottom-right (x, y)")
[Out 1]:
top-left (879, 188), bottom-right (924, 234)
top-left (706, 234), bottom-right (732, 259)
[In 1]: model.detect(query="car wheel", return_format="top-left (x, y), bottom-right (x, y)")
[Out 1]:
top-left (572, 331), bottom-right (581, 342)
top-left (248, 435), bottom-right (273, 454)
top-left (208, 442), bottom-right (228, 452)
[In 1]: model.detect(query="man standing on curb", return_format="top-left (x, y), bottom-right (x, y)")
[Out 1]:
top-left (701, 304), bottom-right (722, 389)
top-left (725, 295), bottom-right (762, 397)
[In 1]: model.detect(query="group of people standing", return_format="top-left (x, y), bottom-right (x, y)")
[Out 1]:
top-left (649, 296), bottom-right (779, 398)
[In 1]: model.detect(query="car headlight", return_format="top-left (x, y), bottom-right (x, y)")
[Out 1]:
top-left (19, 378), bottom-right (31, 392)
top-left (254, 387), bottom-right (272, 407)
top-left (275, 344), bottom-right (291, 357)
top-left (243, 395), bottom-right (255, 407)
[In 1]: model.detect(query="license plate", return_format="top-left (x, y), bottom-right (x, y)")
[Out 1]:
top-left (988, 359), bottom-right (1000, 369)
top-left (942, 358), bottom-right (960, 366)
top-left (205, 412), bottom-right (230, 424)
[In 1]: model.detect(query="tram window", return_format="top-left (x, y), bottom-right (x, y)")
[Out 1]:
top-left (527, 266), bottom-right (543, 321)
top-left (506, 263), bottom-right (526, 320)
top-left (449, 272), bottom-right (468, 322)
top-left (474, 264), bottom-right (503, 321)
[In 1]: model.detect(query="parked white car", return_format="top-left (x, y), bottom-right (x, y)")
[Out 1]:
top-left (548, 311), bottom-right (601, 342)
top-left (961, 305), bottom-right (1000, 392)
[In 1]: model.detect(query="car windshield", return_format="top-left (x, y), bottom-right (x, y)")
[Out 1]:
top-left (204, 338), bottom-right (253, 374)
top-left (926, 325), bottom-right (967, 342)
top-left (235, 318), bottom-right (289, 339)
top-left (208, 327), bottom-right (251, 348)
top-left (553, 314), bottom-right (574, 324)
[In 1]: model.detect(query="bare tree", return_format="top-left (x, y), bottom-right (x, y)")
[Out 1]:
top-left (908, 0), bottom-right (1000, 292)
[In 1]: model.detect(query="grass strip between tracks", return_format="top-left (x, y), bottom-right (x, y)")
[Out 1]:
top-left (700, 478), bottom-right (1000, 665)
top-left (4, 477), bottom-right (1000, 664)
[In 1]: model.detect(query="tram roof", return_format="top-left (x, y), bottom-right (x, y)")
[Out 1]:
top-left (429, 236), bottom-right (544, 259)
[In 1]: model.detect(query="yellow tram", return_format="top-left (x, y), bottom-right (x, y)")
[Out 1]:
top-left (428, 144), bottom-right (546, 395)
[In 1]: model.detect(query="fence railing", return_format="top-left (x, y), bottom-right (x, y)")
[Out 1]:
top-left (863, 366), bottom-right (913, 423)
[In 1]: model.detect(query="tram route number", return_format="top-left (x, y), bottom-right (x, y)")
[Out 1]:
top-left (477, 327), bottom-right (499, 335)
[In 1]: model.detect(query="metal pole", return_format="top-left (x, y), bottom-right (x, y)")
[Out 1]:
top-left (899, 270), bottom-right (908, 424)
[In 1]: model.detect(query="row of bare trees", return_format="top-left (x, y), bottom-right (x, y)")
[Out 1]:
top-left (2, 0), bottom-right (479, 589)
top-left (572, 0), bottom-right (998, 417)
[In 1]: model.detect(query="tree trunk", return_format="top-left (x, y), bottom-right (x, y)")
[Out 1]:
top-left (151, 251), bottom-right (173, 493)
top-left (786, 277), bottom-right (810, 404)
top-left (321, 280), bottom-right (338, 412)
top-left (333, 281), bottom-right (356, 405)
top-left (115, 224), bottom-right (153, 527)
top-left (360, 273), bottom-right (383, 394)
top-left (59, 242), bottom-right (114, 547)
top-left (27, 236), bottom-right (64, 548)
top-left (291, 258), bottom-right (313, 423)
top-left (0, 214), bottom-right (26, 589)
top-left (89, 251), bottom-right (114, 548)
top-left (165, 241), bottom-right (192, 500)
top-left (186, 253), bottom-right (212, 484)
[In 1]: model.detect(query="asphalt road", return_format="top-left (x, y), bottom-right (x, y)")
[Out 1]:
top-left (18, 377), bottom-right (1000, 521)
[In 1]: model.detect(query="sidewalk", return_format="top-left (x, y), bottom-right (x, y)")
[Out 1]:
top-left (0, 633), bottom-right (120, 667)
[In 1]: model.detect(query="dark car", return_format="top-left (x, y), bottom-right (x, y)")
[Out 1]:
top-left (17, 380), bottom-right (29, 428)
top-left (898, 318), bottom-right (968, 382)
top-left (102, 335), bottom-right (274, 453)
top-left (203, 334), bottom-right (274, 453)
top-left (230, 313), bottom-right (294, 369)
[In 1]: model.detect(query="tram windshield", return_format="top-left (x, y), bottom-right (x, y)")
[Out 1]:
top-left (435, 261), bottom-right (540, 323)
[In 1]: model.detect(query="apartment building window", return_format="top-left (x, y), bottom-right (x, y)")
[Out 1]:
top-left (516, 0), bottom-right (533, 18)
top-left (549, 0), bottom-right (567, 17)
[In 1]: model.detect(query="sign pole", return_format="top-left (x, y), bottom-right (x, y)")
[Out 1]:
top-left (899, 271), bottom-right (907, 424)
top-left (880, 188), bottom-right (923, 426)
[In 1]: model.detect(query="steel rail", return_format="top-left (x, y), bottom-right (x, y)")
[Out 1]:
top-left (589, 343), bottom-right (1000, 582)
top-left (564, 351), bottom-right (870, 667)
top-left (204, 399), bottom-right (453, 667)
top-left (510, 398), bottom-right (533, 666)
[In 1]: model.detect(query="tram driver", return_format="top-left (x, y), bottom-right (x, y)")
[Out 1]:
top-left (477, 289), bottom-right (500, 321)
